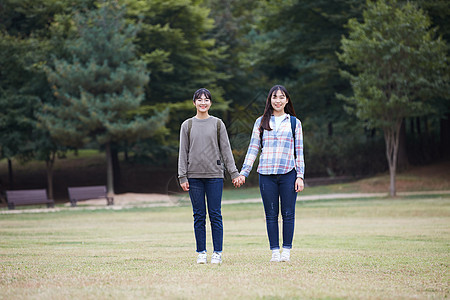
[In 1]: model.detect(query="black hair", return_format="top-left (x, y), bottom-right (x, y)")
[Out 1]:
top-left (260, 85), bottom-right (296, 132)
top-left (193, 88), bottom-right (212, 102)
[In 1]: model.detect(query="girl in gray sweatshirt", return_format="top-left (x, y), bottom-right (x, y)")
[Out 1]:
top-left (178, 88), bottom-right (240, 264)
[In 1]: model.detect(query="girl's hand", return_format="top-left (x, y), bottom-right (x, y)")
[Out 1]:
top-left (180, 182), bottom-right (189, 191)
top-left (233, 175), bottom-right (246, 188)
top-left (295, 178), bottom-right (304, 192)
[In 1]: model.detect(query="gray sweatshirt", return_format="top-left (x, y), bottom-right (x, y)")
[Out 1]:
top-left (178, 116), bottom-right (239, 184)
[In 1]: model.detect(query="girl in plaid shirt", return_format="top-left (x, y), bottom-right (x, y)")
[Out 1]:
top-left (235, 85), bottom-right (305, 262)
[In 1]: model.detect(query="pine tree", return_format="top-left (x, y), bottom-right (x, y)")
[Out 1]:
top-left (41, 1), bottom-right (168, 196)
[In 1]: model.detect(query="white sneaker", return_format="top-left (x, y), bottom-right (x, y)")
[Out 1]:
top-left (211, 252), bottom-right (222, 264)
top-left (270, 250), bottom-right (280, 262)
top-left (280, 250), bottom-right (290, 262)
top-left (197, 252), bottom-right (207, 264)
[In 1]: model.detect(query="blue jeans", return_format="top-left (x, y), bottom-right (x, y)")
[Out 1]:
top-left (188, 178), bottom-right (224, 253)
top-left (259, 169), bottom-right (298, 250)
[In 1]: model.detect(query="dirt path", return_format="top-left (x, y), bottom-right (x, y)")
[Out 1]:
top-left (2, 190), bottom-right (449, 214)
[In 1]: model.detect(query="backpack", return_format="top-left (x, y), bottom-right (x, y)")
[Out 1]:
top-left (260, 115), bottom-right (297, 159)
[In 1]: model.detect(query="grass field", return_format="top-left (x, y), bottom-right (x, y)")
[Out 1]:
top-left (0, 195), bottom-right (448, 299)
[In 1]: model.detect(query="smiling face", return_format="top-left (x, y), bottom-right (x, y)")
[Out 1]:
top-left (270, 89), bottom-right (288, 116)
top-left (193, 93), bottom-right (211, 115)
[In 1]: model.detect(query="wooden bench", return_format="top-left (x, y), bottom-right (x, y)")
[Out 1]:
top-left (6, 189), bottom-right (54, 210)
top-left (68, 185), bottom-right (113, 206)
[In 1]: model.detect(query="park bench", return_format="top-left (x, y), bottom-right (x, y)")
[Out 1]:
top-left (68, 185), bottom-right (113, 206)
top-left (6, 189), bottom-right (54, 210)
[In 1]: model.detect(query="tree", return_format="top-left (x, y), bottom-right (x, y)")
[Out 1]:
top-left (123, 0), bottom-right (231, 162)
top-left (251, 0), bottom-right (364, 130)
top-left (337, 0), bottom-right (448, 196)
top-left (0, 32), bottom-right (42, 189)
top-left (0, 0), bottom-right (97, 198)
top-left (125, 0), bottom-right (228, 104)
top-left (41, 1), bottom-right (168, 196)
top-left (204, 0), bottom-right (262, 108)
top-left (241, 0), bottom-right (373, 177)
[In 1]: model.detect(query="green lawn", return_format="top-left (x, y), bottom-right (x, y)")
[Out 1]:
top-left (0, 196), bottom-right (448, 299)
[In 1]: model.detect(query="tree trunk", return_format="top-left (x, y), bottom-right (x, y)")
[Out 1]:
top-left (384, 120), bottom-right (402, 197)
top-left (416, 117), bottom-right (424, 162)
top-left (111, 144), bottom-right (121, 190)
top-left (416, 117), bottom-right (421, 134)
top-left (7, 158), bottom-right (13, 189)
top-left (124, 148), bottom-right (129, 162)
top-left (397, 119), bottom-right (409, 171)
top-left (45, 152), bottom-right (56, 200)
top-left (105, 142), bottom-right (115, 197)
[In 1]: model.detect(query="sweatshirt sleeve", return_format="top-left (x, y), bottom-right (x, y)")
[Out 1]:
top-left (178, 120), bottom-right (189, 184)
top-left (218, 119), bottom-right (240, 180)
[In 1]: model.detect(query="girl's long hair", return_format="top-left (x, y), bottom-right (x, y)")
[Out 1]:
top-left (260, 85), bottom-right (296, 131)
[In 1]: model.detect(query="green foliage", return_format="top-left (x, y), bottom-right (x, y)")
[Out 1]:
top-left (41, 1), bottom-right (168, 147)
top-left (0, 0), bottom-right (96, 37)
top-left (124, 0), bottom-right (228, 104)
top-left (204, 0), bottom-right (263, 106)
top-left (305, 122), bottom-right (387, 177)
top-left (122, 0), bottom-right (231, 160)
top-left (337, 0), bottom-right (449, 195)
top-left (414, 0), bottom-right (450, 41)
top-left (0, 91), bottom-right (38, 160)
top-left (0, 33), bottom-right (47, 161)
top-left (230, 0), bottom-right (369, 176)
top-left (1, 0), bottom-right (449, 179)
top-left (250, 0), bottom-right (364, 121)
top-left (337, 0), bottom-right (449, 130)
top-left (0, 0), bottom-right (88, 167)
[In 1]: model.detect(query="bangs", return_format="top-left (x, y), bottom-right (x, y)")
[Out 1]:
top-left (270, 85), bottom-right (289, 99)
top-left (193, 88), bottom-right (212, 101)
top-left (271, 88), bottom-right (286, 97)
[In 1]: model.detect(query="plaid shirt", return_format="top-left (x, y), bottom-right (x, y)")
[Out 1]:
top-left (240, 114), bottom-right (305, 178)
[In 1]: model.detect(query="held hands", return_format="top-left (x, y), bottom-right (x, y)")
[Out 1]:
top-left (233, 175), bottom-right (246, 188)
top-left (295, 178), bottom-right (304, 192)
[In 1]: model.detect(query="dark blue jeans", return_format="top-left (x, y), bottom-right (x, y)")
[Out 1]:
top-left (259, 169), bottom-right (298, 250)
top-left (188, 178), bottom-right (224, 253)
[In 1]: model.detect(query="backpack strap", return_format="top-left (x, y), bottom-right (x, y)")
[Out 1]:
top-left (217, 119), bottom-right (221, 153)
top-left (217, 118), bottom-right (228, 179)
top-left (290, 115), bottom-right (297, 159)
top-left (259, 124), bottom-right (264, 150)
top-left (187, 118), bottom-right (193, 143)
